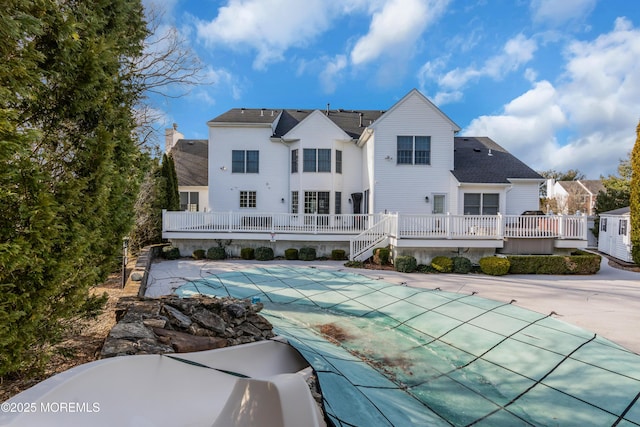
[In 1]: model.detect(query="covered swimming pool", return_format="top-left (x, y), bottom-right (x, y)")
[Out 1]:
top-left (175, 266), bottom-right (640, 426)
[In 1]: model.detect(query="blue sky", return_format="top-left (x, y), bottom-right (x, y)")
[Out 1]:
top-left (146, 0), bottom-right (640, 179)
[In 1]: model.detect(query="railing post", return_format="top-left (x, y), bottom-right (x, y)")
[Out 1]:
top-left (446, 212), bottom-right (452, 239)
top-left (497, 213), bottom-right (503, 239)
top-left (228, 211), bottom-right (233, 232)
top-left (558, 214), bottom-right (565, 239)
top-left (162, 209), bottom-right (167, 232)
top-left (582, 213), bottom-right (588, 241)
top-left (314, 213), bottom-right (318, 234)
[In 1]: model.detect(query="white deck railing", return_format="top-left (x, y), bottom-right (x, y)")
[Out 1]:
top-left (163, 211), bottom-right (381, 234)
top-left (163, 211), bottom-right (587, 240)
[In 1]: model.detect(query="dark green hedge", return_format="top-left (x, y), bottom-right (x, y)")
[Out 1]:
top-left (206, 246), bottom-right (226, 260)
top-left (331, 249), bottom-right (346, 260)
top-left (395, 255), bottom-right (417, 273)
top-left (284, 248), bottom-right (298, 260)
top-left (255, 247), bottom-right (274, 261)
top-left (299, 247), bottom-right (316, 261)
top-left (240, 247), bottom-right (255, 260)
top-left (506, 251), bottom-right (601, 274)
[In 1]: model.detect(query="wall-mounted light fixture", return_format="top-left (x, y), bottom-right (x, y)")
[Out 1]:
top-left (348, 198), bottom-right (352, 204)
top-left (220, 166), bottom-right (227, 171)
top-left (384, 155), bottom-right (393, 160)
top-left (281, 198), bottom-right (285, 204)
top-left (425, 196), bottom-right (430, 203)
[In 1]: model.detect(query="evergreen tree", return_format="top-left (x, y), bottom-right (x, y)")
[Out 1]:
top-left (0, 0), bottom-right (147, 376)
top-left (161, 153), bottom-right (180, 211)
top-left (631, 121), bottom-right (640, 264)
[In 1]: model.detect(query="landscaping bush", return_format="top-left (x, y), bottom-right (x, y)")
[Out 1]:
top-left (331, 249), bottom-right (346, 260)
top-left (431, 256), bottom-right (453, 273)
top-left (206, 246), bottom-right (226, 260)
top-left (452, 256), bottom-right (472, 274)
top-left (417, 264), bottom-right (437, 273)
top-left (240, 247), bottom-right (255, 260)
top-left (299, 247), bottom-right (316, 261)
top-left (162, 246), bottom-right (180, 260)
top-left (479, 257), bottom-right (510, 276)
top-left (192, 249), bottom-right (205, 260)
top-left (344, 260), bottom-right (364, 268)
top-left (255, 247), bottom-right (274, 261)
top-left (373, 247), bottom-right (391, 265)
top-left (284, 248), bottom-right (299, 260)
top-left (506, 252), bottom-right (601, 275)
top-left (395, 255), bottom-right (417, 273)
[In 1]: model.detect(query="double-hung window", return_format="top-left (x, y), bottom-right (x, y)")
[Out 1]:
top-left (619, 219), bottom-right (628, 235)
top-left (303, 149), bottom-right (331, 172)
top-left (336, 150), bottom-right (342, 174)
top-left (397, 136), bottom-right (431, 165)
top-left (232, 150), bottom-right (259, 173)
top-left (291, 149), bottom-right (298, 173)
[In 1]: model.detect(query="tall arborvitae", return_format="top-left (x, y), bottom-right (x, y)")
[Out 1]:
top-left (0, 0), bottom-right (147, 376)
top-left (631, 120), bottom-right (640, 264)
top-left (161, 153), bottom-right (181, 211)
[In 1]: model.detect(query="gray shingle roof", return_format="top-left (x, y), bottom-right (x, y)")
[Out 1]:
top-left (558, 180), bottom-right (605, 195)
top-left (600, 206), bottom-right (630, 215)
top-left (169, 139), bottom-right (208, 187)
top-left (452, 137), bottom-right (543, 183)
top-left (210, 108), bottom-right (385, 139)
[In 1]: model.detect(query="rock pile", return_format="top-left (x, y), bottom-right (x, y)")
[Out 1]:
top-left (101, 295), bottom-right (275, 358)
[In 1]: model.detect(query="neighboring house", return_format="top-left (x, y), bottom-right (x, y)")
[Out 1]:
top-left (163, 89), bottom-right (588, 262)
top-left (165, 126), bottom-right (209, 212)
top-left (546, 179), bottom-right (605, 215)
top-left (598, 207), bottom-right (632, 262)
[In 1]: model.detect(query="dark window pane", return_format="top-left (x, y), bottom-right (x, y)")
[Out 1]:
top-left (414, 136), bottom-right (430, 165)
top-left (482, 193), bottom-right (499, 215)
top-left (336, 150), bottom-right (342, 174)
top-left (303, 149), bottom-right (316, 172)
top-left (318, 149), bottom-right (331, 172)
top-left (246, 150), bottom-right (259, 173)
top-left (291, 149), bottom-right (298, 173)
top-left (464, 193), bottom-right (481, 215)
top-left (232, 150), bottom-right (245, 173)
top-left (335, 191), bottom-right (341, 214)
top-left (397, 136), bottom-right (413, 164)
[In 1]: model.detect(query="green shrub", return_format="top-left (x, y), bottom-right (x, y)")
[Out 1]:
top-left (206, 246), bottom-right (226, 260)
top-left (479, 257), bottom-right (510, 276)
top-left (417, 264), bottom-right (437, 273)
top-left (299, 247), bottom-right (316, 261)
top-left (633, 243), bottom-right (640, 265)
top-left (331, 249), bottom-right (346, 260)
top-left (255, 247), bottom-right (274, 261)
top-left (162, 246), bottom-right (180, 260)
top-left (373, 247), bottom-right (391, 265)
top-left (344, 260), bottom-right (364, 268)
top-left (506, 252), bottom-right (601, 275)
top-left (431, 256), bottom-right (453, 273)
top-left (284, 248), bottom-right (299, 260)
top-left (192, 249), bottom-right (205, 260)
top-left (395, 255), bottom-right (417, 273)
top-left (452, 256), bottom-right (472, 274)
top-left (240, 247), bottom-right (255, 260)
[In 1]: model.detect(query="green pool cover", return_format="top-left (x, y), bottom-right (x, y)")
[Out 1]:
top-left (175, 266), bottom-right (640, 427)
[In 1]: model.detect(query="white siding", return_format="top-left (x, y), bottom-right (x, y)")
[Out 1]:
top-left (208, 125), bottom-right (289, 213)
top-left (284, 111), bottom-right (360, 214)
top-left (598, 214), bottom-right (633, 262)
top-left (369, 92), bottom-right (457, 214)
top-left (506, 182), bottom-right (540, 215)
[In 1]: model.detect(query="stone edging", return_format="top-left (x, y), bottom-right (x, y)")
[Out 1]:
top-left (123, 244), bottom-right (166, 297)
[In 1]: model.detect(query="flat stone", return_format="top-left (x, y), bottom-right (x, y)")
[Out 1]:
top-left (131, 272), bottom-right (144, 282)
top-left (143, 318), bottom-right (167, 329)
top-left (137, 338), bottom-right (174, 354)
top-left (108, 322), bottom-right (155, 340)
top-left (188, 323), bottom-right (215, 337)
top-left (163, 304), bottom-right (192, 329)
top-left (237, 323), bottom-right (263, 337)
top-left (192, 309), bottom-right (226, 334)
top-left (153, 328), bottom-right (227, 353)
top-left (100, 339), bottom-right (138, 358)
top-left (226, 303), bottom-right (246, 318)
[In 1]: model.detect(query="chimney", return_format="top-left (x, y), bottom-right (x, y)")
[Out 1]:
top-left (165, 124), bottom-right (184, 153)
top-left (326, 103), bottom-right (330, 115)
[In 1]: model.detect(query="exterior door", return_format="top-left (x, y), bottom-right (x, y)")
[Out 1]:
top-left (433, 194), bottom-right (445, 214)
top-left (304, 191), bottom-right (330, 225)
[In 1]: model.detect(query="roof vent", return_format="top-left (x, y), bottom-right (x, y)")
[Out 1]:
top-left (473, 148), bottom-right (481, 152)
top-left (326, 103), bottom-right (330, 115)
top-left (488, 149), bottom-right (493, 156)
top-left (260, 108), bottom-right (264, 117)
top-left (241, 108), bottom-right (245, 113)
top-left (463, 137), bottom-right (469, 141)
top-left (359, 112), bottom-right (363, 127)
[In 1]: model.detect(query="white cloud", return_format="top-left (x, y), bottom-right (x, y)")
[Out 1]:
top-left (419, 34), bottom-right (537, 104)
top-left (530, 0), bottom-right (596, 27)
top-left (196, 0), bottom-right (338, 70)
top-left (319, 55), bottom-right (348, 94)
top-left (464, 18), bottom-right (640, 178)
top-left (350, 0), bottom-right (449, 65)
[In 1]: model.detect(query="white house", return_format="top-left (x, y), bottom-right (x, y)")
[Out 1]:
top-left (598, 207), bottom-right (633, 262)
top-left (545, 179), bottom-right (604, 215)
top-left (163, 89), bottom-right (588, 262)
